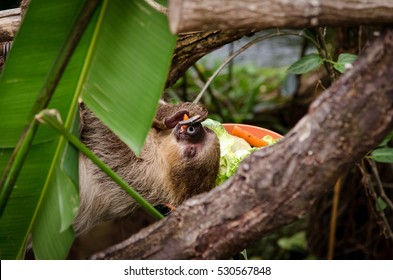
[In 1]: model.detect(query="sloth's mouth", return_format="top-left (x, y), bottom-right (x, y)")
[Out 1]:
top-left (154, 203), bottom-right (176, 216)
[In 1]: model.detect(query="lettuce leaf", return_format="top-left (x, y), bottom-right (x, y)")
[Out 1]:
top-left (203, 119), bottom-right (277, 185)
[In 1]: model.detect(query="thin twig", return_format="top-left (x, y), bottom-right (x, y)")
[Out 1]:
top-left (316, 27), bottom-right (336, 82)
top-left (193, 30), bottom-right (319, 103)
top-left (367, 159), bottom-right (393, 211)
top-left (327, 175), bottom-right (344, 260)
top-left (192, 64), bottom-right (226, 119)
top-left (358, 160), bottom-right (393, 240)
top-left (227, 42), bottom-right (234, 92)
top-left (144, 0), bottom-right (168, 15)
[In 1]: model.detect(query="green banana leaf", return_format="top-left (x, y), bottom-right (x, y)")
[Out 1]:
top-left (0, 0), bottom-right (176, 259)
top-left (81, 0), bottom-right (176, 155)
top-left (0, 0), bottom-right (89, 260)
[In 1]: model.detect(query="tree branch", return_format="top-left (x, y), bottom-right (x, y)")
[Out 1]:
top-left (144, 0), bottom-right (168, 16)
top-left (0, 8), bottom-right (20, 42)
top-left (91, 29), bottom-right (393, 259)
top-left (169, 0), bottom-right (393, 33)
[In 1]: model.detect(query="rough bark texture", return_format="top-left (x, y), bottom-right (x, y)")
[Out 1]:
top-left (91, 29), bottom-right (393, 259)
top-left (169, 0), bottom-right (393, 33)
top-left (0, 8), bottom-right (20, 43)
top-left (0, 2), bottom-right (27, 71)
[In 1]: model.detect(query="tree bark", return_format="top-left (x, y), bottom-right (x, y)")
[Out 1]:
top-left (0, 8), bottom-right (20, 43)
top-left (91, 29), bottom-right (393, 259)
top-left (169, 0), bottom-right (393, 33)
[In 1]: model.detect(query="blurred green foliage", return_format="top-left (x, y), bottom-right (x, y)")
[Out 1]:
top-left (248, 219), bottom-right (313, 260)
top-left (168, 62), bottom-right (287, 127)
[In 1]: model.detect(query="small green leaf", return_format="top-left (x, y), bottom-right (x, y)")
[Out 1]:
top-left (240, 249), bottom-right (248, 260)
top-left (378, 131), bottom-right (393, 147)
top-left (370, 148), bottom-right (393, 163)
top-left (376, 197), bottom-right (387, 212)
top-left (287, 54), bottom-right (323, 74)
top-left (333, 53), bottom-right (358, 73)
top-left (337, 53), bottom-right (358, 64)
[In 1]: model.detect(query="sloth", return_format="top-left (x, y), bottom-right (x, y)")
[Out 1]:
top-left (74, 102), bottom-right (220, 234)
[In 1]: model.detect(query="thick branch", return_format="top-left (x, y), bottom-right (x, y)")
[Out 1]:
top-left (0, 8), bottom-right (20, 42)
top-left (91, 29), bottom-right (393, 259)
top-left (169, 0), bottom-right (393, 33)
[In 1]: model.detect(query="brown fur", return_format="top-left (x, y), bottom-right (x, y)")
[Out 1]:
top-left (74, 102), bottom-right (220, 234)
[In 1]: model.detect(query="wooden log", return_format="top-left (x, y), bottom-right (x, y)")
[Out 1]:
top-left (169, 0), bottom-right (393, 33)
top-left (0, 8), bottom-right (20, 42)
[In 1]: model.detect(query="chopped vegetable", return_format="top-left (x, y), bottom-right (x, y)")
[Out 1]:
top-left (231, 125), bottom-right (269, 147)
top-left (260, 135), bottom-right (277, 146)
top-left (202, 119), bottom-right (255, 185)
top-left (202, 119), bottom-right (278, 186)
top-left (182, 114), bottom-right (189, 130)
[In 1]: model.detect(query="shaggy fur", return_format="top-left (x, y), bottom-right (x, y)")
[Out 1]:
top-left (74, 102), bottom-right (220, 234)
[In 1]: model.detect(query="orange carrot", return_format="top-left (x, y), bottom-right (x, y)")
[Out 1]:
top-left (231, 125), bottom-right (269, 147)
top-left (182, 114), bottom-right (189, 130)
